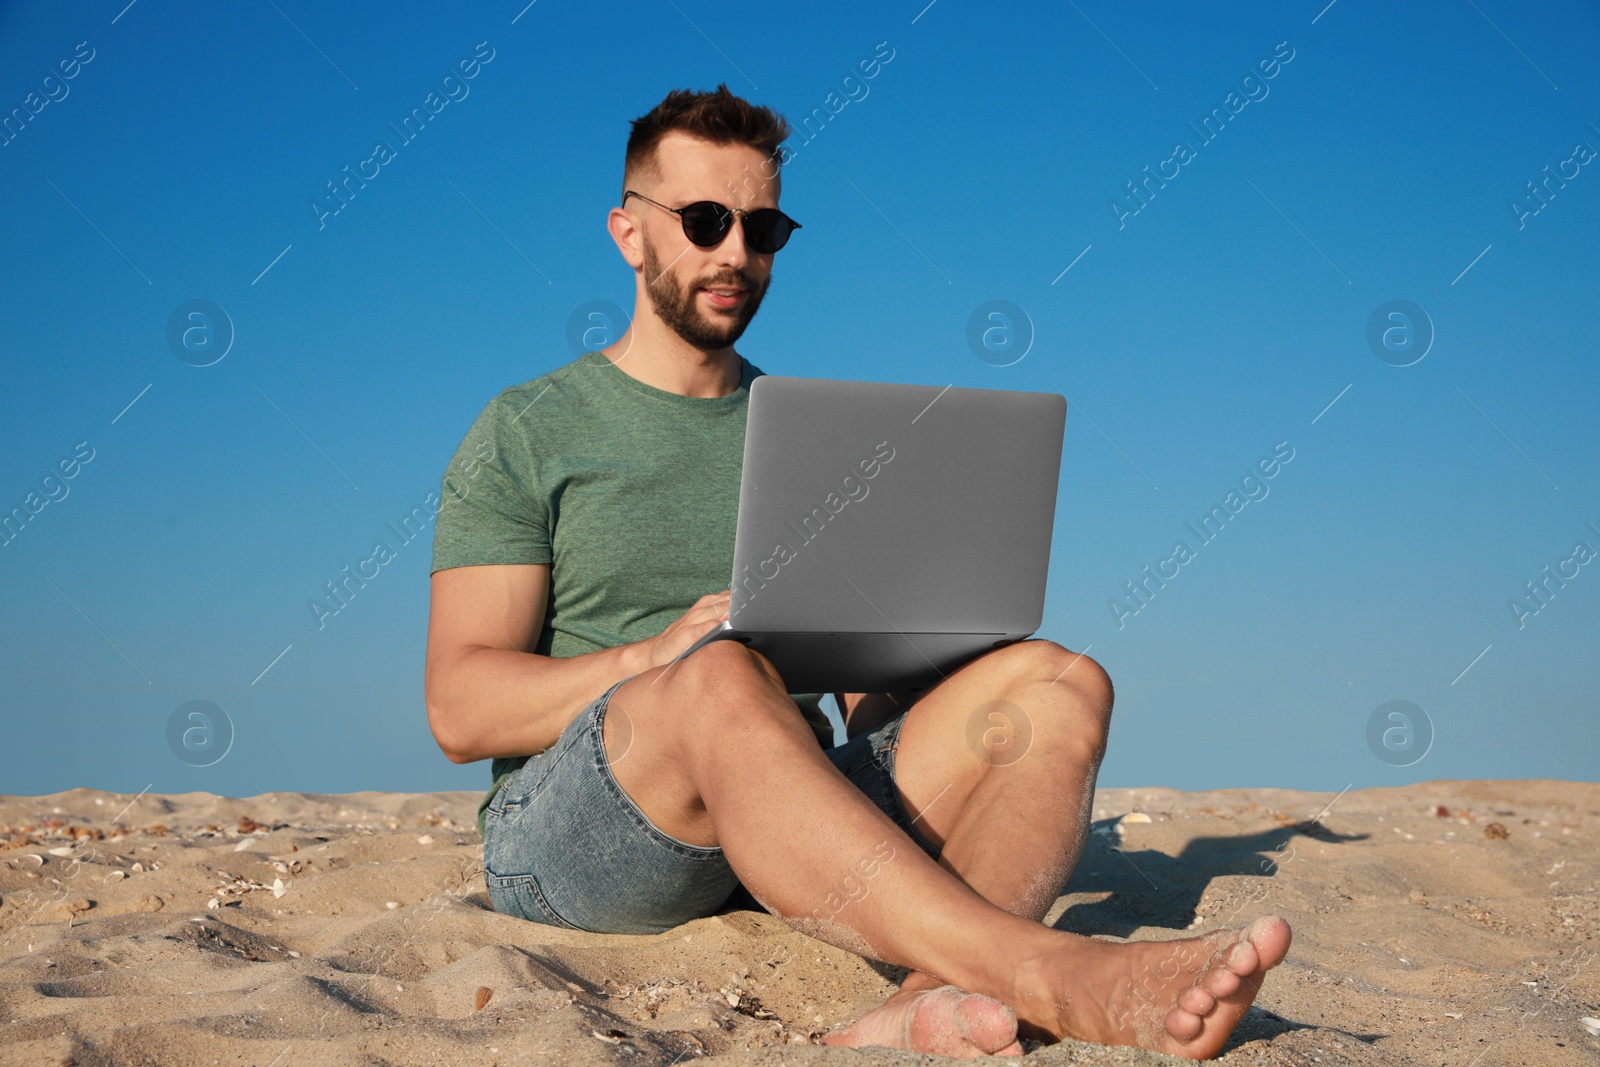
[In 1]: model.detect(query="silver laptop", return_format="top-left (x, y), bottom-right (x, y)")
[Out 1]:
top-left (676, 375), bottom-right (1067, 692)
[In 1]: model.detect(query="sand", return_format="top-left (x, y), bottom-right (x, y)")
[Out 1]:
top-left (0, 780), bottom-right (1595, 1066)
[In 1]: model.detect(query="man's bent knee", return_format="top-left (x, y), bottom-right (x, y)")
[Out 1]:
top-left (975, 640), bottom-right (1114, 758)
top-left (675, 637), bottom-right (787, 693)
top-left (980, 639), bottom-right (1113, 706)
top-left (613, 638), bottom-right (798, 748)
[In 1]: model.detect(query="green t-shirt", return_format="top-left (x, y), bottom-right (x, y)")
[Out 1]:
top-left (431, 351), bottom-right (828, 835)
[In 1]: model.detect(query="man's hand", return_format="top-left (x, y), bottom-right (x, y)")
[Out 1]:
top-left (632, 590), bottom-right (732, 672)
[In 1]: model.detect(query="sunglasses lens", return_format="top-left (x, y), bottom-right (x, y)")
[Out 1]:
top-left (673, 202), bottom-right (799, 253)
top-left (744, 209), bottom-right (796, 254)
top-left (679, 202), bottom-right (733, 247)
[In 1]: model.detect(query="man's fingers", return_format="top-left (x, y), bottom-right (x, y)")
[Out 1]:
top-left (657, 592), bottom-right (731, 651)
top-left (686, 591), bottom-right (731, 614)
top-left (665, 618), bottom-right (730, 662)
top-left (675, 600), bottom-right (731, 635)
top-left (699, 591), bottom-right (732, 615)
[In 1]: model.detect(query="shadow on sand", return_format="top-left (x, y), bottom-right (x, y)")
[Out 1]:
top-left (1052, 815), bottom-right (1367, 939)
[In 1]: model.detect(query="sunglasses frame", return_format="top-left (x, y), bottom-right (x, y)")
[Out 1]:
top-left (623, 190), bottom-right (801, 254)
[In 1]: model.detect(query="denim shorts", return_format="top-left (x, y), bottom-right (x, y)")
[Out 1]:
top-left (481, 677), bottom-right (943, 935)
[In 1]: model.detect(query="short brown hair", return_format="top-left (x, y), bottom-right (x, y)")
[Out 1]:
top-left (623, 84), bottom-right (791, 205)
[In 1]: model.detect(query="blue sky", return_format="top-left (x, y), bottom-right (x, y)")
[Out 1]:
top-left (2, 0), bottom-right (1596, 801)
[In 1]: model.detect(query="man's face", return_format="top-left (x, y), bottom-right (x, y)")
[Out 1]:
top-left (634, 133), bottom-right (778, 351)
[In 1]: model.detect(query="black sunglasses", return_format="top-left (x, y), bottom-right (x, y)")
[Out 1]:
top-left (624, 190), bottom-right (802, 255)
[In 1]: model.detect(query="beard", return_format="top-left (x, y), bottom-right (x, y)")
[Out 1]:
top-left (642, 234), bottom-right (769, 352)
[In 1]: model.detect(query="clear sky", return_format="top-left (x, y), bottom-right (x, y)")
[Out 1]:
top-left (2, 0), bottom-right (1596, 802)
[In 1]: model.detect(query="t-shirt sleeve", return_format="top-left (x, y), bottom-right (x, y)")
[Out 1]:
top-left (431, 394), bottom-right (553, 573)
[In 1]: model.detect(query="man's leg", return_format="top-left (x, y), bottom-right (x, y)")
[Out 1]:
top-left (602, 640), bottom-right (1291, 1058)
top-left (825, 639), bottom-right (1114, 1054)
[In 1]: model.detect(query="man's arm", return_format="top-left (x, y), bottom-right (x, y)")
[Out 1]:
top-left (424, 563), bottom-right (729, 764)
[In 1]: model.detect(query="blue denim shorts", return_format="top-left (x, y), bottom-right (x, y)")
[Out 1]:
top-left (481, 677), bottom-right (942, 934)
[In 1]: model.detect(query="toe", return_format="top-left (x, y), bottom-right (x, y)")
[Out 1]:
top-left (1178, 984), bottom-right (1216, 1016)
top-left (1203, 965), bottom-right (1242, 998)
top-left (1225, 938), bottom-right (1260, 976)
top-left (1247, 914), bottom-right (1294, 969)
top-left (953, 994), bottom-right (1020, 1053)
top-left (1164, 1006), bottom-right (1204, 1042)
top-left (1203, 966), bottom-right (1241, 1004)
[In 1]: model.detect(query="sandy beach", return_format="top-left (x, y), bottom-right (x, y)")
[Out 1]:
top-left (1, 780), bottom-right (1594, 1066)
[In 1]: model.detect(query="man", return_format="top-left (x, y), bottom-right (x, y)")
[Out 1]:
top-left (426, 84), bottom-right (1290, 1059)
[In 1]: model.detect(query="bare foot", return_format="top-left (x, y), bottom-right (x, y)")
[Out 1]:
top-left (824, 983), bottom-right (1026, 1058)
top-left (1019, 914), bottom-right (1293, 1059)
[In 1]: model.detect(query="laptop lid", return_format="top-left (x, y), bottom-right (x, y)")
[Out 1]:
top-left (727, 376), bottom-right (1066, 637)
